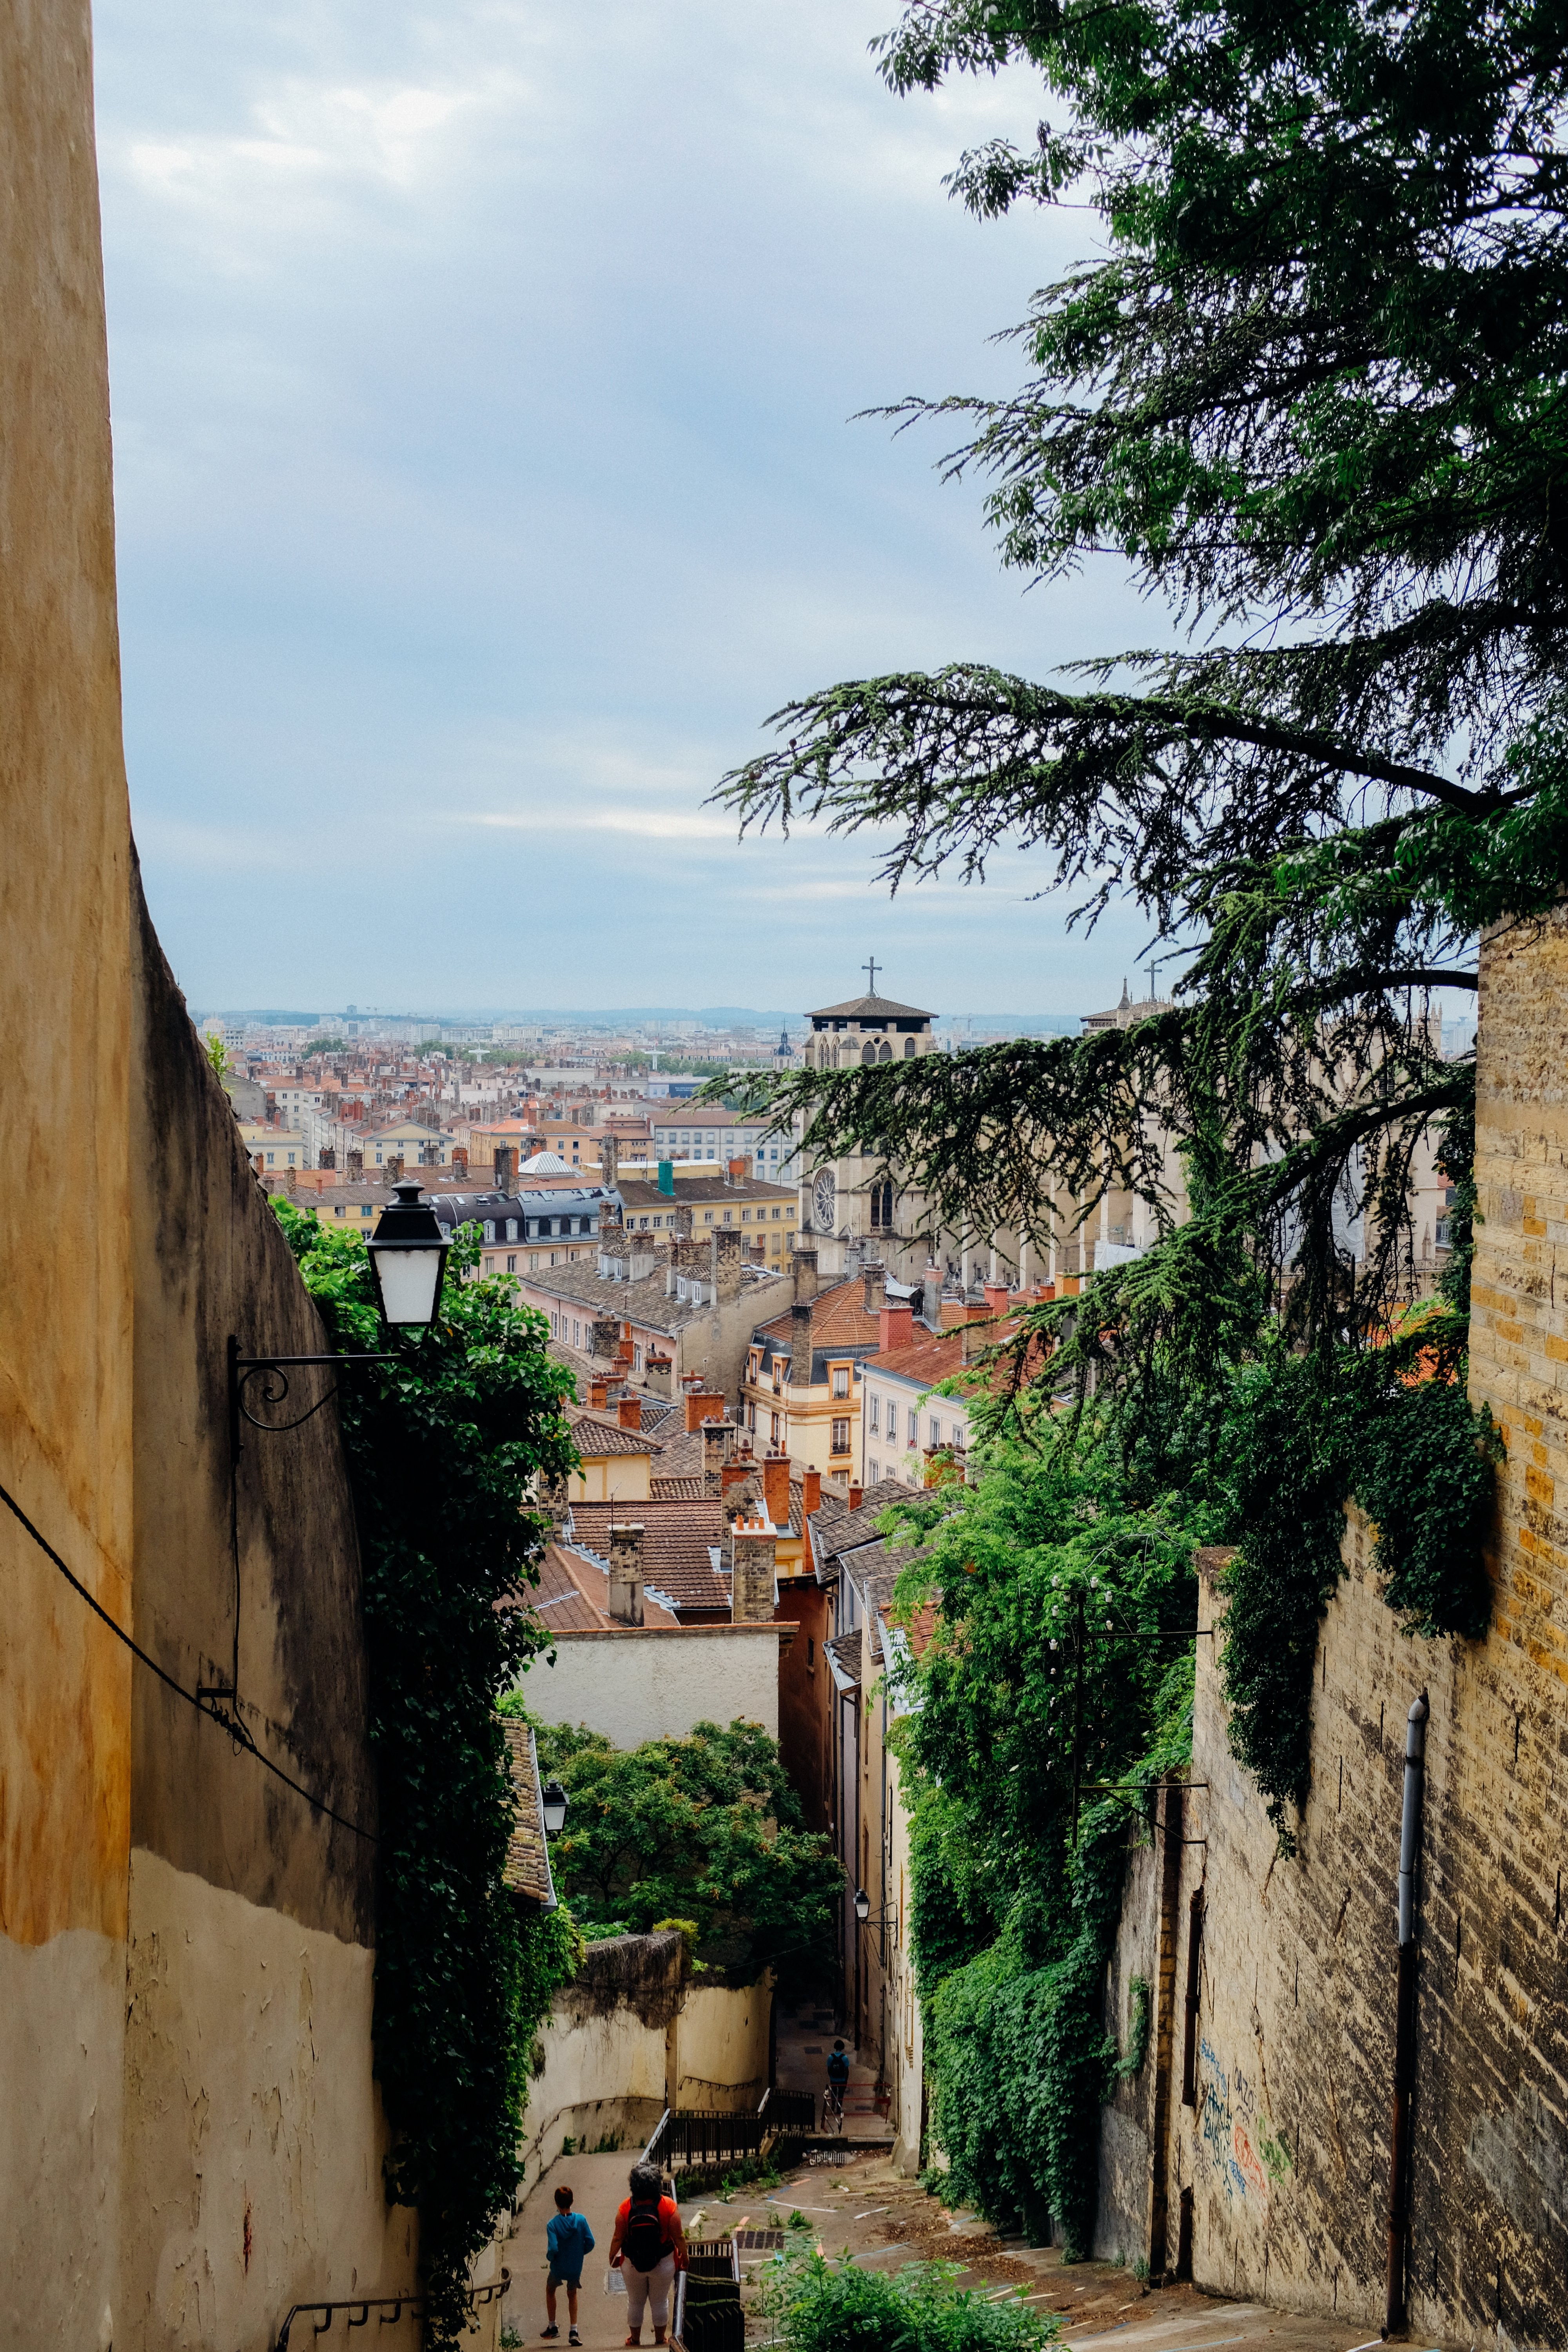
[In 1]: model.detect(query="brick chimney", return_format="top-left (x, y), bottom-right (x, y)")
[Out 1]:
top-left (727, 1156), bottom-right (748, 1182)
top-left (685, 1385), bottom-right (725, 1433)
top-left (762, 1450), bottom-right (789, 1528)
top-left (618, 1393), bottom-right (642, 1431)
top-left (864, 1262), bottom-right (886, 1313)
top-left (495, 1143), bottom-right (517, 1193)
top-left (601, 1134), bottom-right (620, 1187)
top-left (452, 1146), bottom-right (468, 1176)
top-left (730, 1512), bottom-right (777, 1623)
top-left (792, 1242), bottom-right (818, 1304)
top-left (318, 1145), bottom-right (336, 1171)
top-left (347, 1148), bottom-right (364, 1178)
top-left (962, 1312), bottom-right (991, 1367)
top-left (608, 1524), bottom-right (644, 1626)
top-left (983, 1281), bottom-right (1010, 1319)
top-left (848, 1481), bottom-right (863, 1513)
top-left (712, 1225), bottom-right (744, 1301)
top-left (802, 1466), bottom-right (821, 1516)
top-left (879, 1302), bottom-right (914, 1353)
top-left (588, 1373), bottom-right (609, 1411)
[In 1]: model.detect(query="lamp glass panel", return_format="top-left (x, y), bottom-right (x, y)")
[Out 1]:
top-left (374, 1247), bottom-right (444, 1327)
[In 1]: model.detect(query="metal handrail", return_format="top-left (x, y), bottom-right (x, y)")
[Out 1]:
top-left (275, 2271), bottom-right (508, 2348)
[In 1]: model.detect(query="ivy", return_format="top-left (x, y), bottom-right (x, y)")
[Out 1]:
top-left (273, 1203), bottom-right (581, 2346)
top-left (883, 1441), bottom-right (1205, 2256)
top-left (1218, 1337), bottom-right (1501, 1851)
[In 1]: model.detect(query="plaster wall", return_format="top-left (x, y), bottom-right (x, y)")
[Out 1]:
top-left (673, 1983), bottom-right (773, 2111)
top-left (528, 1626), bottom-right (781, 1745)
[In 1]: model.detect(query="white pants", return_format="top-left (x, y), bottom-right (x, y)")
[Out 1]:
top-left (624, 2252), bottom-right (675, 2330)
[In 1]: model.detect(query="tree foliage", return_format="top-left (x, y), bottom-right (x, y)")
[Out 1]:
top-left (529, 1717), bottom-right (842, 1987)
top-left (758, 2237), bottom-right (1055, 2350)
top-left (882, 1439), bottom-right (1206, 2250)
top-left (273, 1202), bottom-right (580, 2347)
top-left (713, 0), bottom-right (1568, 1393)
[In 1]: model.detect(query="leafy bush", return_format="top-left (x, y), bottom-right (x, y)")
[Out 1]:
top-left (526, 1716), bottom-right (841, 1985)
top-left (274, 1201), bottom-right (581, 2344)
top-left (759, 2241), bottom-right (1056, 2351)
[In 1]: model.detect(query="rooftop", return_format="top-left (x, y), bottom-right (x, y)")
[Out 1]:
top-left (752, 1275), bottom-right (889, 1357)
top-left (567, 1499), bottom-right (732, 1616)
top-left (528, 1538), bottom-right (682, 1632)
top-left (500, 1719), bottom-right (558, 1909)
top-left (808, 992), bottom-right (931, 1024)
top-left (865, 1327), bottom-right (970, 1388)
top-left (524, 1255), bottom-right (790, 1332)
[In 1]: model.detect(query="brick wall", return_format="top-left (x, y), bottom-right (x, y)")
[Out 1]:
top-left (1100, 912), bottom-right (1568, 2342)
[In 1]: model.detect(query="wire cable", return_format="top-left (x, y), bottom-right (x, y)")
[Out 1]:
top-left (0, 1477), bottom-right (376, 1844)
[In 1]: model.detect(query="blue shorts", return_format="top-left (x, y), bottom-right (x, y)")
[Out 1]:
top-left (547, 2269), bottom-right (582, 2290)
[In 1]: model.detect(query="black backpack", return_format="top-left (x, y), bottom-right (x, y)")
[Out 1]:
top-left (623, 2192), bottom-right (670, 2273)
top-left (827, 2049), bottom-right (850, 2086)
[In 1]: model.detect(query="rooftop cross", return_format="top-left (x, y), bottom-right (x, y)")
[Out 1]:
top-left (863, 956), bottom-right (881, 997)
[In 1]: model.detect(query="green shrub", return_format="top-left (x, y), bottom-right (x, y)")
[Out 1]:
top-left (759, 2242), bottom-right (1056, 2350)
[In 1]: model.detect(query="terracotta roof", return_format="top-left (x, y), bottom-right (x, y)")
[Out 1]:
top-left (809, 993), bottom-right (931, 1022)
top-left (568, 1408), bottom-right (661, 1457)
top-left (501, 1719), bottom-right (558, 1908)
top-left (651, 1474), bottom-right (706, 1500)
top-left (809, 1480), bottom-right (919, 1579)
top-left (567, 1501), bottom-right (732, 1616)
top-left (524, 1257), bottom-right (791, 1332)
top-left (617, 1174), bottom-right (795, 1209)
top-left (865, 1329), bottom-right (969, 1387)
top-left (527, 1540), bottom-right (681, 1632)
top-left (751, 1276), bottom-right (886, 1363)
top-left (650, 1426), bottom-right (704, 1481)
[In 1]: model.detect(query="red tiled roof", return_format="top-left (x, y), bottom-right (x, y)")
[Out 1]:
top-left (501, 1719), bottom-right (557, 1907)
top-left (526, 1540), bottom-right (681, 1632)
top-left (568, 1408), bottom-right (662, 1457)
top-left (866, 1329), bottom-right (969, 1385)
top-left (752, 1276), bottom-right (885, 1353)
top-left (568, 1500), bottom-right (731, 1615)
top-left (651, 1475), bottom-right (706, 1500)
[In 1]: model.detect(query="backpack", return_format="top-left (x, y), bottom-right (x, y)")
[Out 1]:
top-left (623, 2193), bottom-right (670, 2273)
top-left (826, 2049), bottom-right (850, 2086)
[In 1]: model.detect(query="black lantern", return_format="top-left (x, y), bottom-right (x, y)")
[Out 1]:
top-left (367, 1180), bottom-right (451, 1330)
top-left (541, 1779), bottom-right (569, 1837)
top-left (853, 1886), bottom-right (871, 1924)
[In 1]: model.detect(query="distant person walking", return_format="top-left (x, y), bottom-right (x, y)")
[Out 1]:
top-left (825, 2037), bottom-right (851, 2129)
top-left (608, 2161), bottom-right (687, 2347)
top-left (542, 2183), bottom-right (593, 2345)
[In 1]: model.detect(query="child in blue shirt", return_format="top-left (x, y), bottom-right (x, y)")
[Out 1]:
top-left (543, 2183), bottom-right (594, 2344)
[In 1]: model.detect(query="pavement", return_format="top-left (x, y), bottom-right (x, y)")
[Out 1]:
top-left (770, 1997), bottom-right (894, 2139)
top-left (499, 2137), bottom-right (1459, 2350)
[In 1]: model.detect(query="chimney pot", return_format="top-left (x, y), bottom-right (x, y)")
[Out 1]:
top-left (802, 1467), bottom-right (821, 1516)
top-left (848, 1481), bottom-right (863, 1513)
top-left (983, 1281), bottom-right (1010, 1318)
top-left (864, 1263), bottom-right (886, 1313)
top-left (762, 1450), bottom-right (789, 1527)
top-left (617, 1393), bottom-right (642, 1431)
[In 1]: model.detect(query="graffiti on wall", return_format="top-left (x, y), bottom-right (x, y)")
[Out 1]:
top-left (1198, 2040), bottom-right (1291, 2212)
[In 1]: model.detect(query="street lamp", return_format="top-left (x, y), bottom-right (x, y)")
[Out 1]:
top-left (367, 1179), bottom-right (452, 1330)
top-left (541, 1779), bottom-right (569, 1837)
top-left (853, 1886), bottom-right (871, 1925)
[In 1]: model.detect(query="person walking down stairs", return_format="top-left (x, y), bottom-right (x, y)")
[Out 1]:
top-left (607, 2162), bottom-right (688, 2348)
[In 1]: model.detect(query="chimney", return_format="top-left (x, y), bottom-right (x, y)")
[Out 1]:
top-left (618, 1393), bottom-right (642, 1432)
top-left (657, 1158), bottom-right (675, 1198)
top-left (792, 1242), bottom-right (819, 1305)
top-left (712, 1225), bottom-right (744, 1301)
top-left (864, 1263), bottom-right (886, 1314)
top-left (589, 1373), bottom-right (610, 1411)
top-left (590, 1314), bottom-right (621, 1360)
top-left (452, 1145), bottom-right (468, 1176)
top-left (701, 1417), bottom-right (733, 1496)
top-left (802, 1466), bottom-right (821, 1517)
top-left (387, 1154), bottom-right (405, 1183)
top-left (318, 1145), bottom-right (336, 1171)
top-left (879, 1302), bottom-right (914, 1353)
top-left (762, 1450), bottom-right (789, 1528)
top-left (685, 1385), bottom-right (724, 1433)
top-left (730, 1512), bottom-right (777, 1623)
top-left (962, 1312), bottom-right (990, 1367)
top-left (721, 1455), bottom-right (753, 1499)
top-left (601, 1134), bottom-right (620, 1187)
top-left (727, 1156), bottom-right (748, 1182)
top-left (347, 1148), bottom-right (364, 1179)
top-left (848, 1481), bottom-right (863, 1513)
top-left (495, 1143), bottom-right (517, 1193)
top-left (608, 1524), bottom-right (645, 1626)
top-left (790, 1296), bottom-right (813, 1394)
top-left (983, 1281), bottom-right (1010, 1319)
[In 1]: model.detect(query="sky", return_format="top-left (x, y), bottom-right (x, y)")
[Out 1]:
top-left (93, 0), bottom-right (1167, 1019)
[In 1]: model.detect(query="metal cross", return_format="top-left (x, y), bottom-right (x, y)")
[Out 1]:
top-left (863, 956), bottom-right (881, 997)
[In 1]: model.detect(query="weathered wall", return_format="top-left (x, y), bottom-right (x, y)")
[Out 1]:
top-left (0, 9), bottom-right (410, 2341)
top-left (528, 1624), bottom-right (782, 1745)
top-left (1098, 916), bottom-right (1568, 2343)
top-left (673, 1982), bottom-right (773, 2112)
top-left (0, 4), bottom-right (135, 2336)
top-left (775, 1579), bottom-right (832, 1834)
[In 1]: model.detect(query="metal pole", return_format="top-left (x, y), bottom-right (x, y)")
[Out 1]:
top-left (1385, 1691), bottom-right (1428, 2335)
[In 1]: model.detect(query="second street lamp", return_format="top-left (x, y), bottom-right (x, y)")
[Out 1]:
top-left (366, 1179), bottom-right (452, 1330)
top-left (541, 1780), bottom-right (569, 1837)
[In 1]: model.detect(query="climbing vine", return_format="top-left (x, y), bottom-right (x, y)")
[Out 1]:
top-left (1217, 1333), bottom-right (1501, 1850)
top-left (882, 1443), bottom-right (1205, 2255)
top-left (274, 1202), bottom-right (581, 2347)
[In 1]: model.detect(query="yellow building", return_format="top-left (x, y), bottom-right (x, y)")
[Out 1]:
top-left (238, 1122), bottom-right (307, 1172)
top-left (615, 1168), bottom-right (798, 1268)
top-left (740, 1250), bottom-right (888, 1483)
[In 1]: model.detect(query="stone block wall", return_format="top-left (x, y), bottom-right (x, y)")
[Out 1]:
top-left (1098, 911), bottom-right (1568, 2345)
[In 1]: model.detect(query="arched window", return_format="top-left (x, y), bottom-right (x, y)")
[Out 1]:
top-left (903, 1036), bottom-right (916, 1058)
top-left (878, 1040), bottom-right (892, 1062)
top-left (862, 1041), bottom-right (877, 1065)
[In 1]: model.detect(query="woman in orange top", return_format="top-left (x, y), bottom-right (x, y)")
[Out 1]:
top-left (608, 2161), bottom-right (688, 2347)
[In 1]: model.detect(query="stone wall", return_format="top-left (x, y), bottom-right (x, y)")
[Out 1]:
top-left (528, 1623), bottom-right (784, 1746)
top-left (1096, 912), bottom-right (1568, 2345)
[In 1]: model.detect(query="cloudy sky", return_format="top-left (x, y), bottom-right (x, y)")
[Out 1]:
top-left (93, 0), bottom-right (1163, 1019)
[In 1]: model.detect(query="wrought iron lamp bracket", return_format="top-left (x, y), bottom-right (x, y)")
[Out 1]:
top-left (229, 1334), bottom-right (401, 1451)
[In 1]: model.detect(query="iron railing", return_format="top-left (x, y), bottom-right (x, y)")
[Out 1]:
top-left (275, 2272), bottom-right (508, 2348)
top-left (642, 2082), bottom-right (817, 2176)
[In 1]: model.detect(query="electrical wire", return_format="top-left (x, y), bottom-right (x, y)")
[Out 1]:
top-left (0, 1476), bottom-right (376, 1844)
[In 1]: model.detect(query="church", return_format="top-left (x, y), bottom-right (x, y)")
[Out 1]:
top-left (791, 969), bottom-right (942, 1286)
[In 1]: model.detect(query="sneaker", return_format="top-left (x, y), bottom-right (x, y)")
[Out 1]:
top-left (570, 2334), bottom-right (582, 2346)
top-left (540, 2330), bottom-right (559, 2341)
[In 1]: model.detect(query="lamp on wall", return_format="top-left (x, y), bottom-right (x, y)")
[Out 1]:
top-left (541, 1779), bottom-right (569, 1837)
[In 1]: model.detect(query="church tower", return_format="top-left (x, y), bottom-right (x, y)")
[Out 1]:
top-left (793, 970), bottom-right (940, 1281)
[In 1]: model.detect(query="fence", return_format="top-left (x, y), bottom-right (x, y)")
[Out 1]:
top-left (643, 2082), bottom-right (817, 2178)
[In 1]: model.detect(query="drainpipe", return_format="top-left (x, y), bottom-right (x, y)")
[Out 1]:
top-left (1384, 1691), bottom-right (1428, 2336)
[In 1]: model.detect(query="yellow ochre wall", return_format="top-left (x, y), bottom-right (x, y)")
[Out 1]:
top-left (1, 8), bottom-right (414, 2345)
